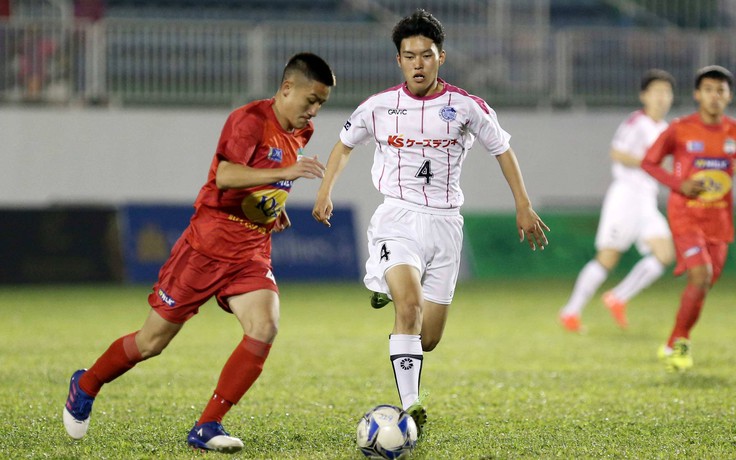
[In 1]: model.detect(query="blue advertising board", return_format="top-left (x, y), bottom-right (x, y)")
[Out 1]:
top-left (119, 204), bottom-right (359, 284)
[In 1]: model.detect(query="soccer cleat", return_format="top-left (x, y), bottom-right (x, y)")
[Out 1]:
top-left (187, 421), bottom-right (244, 453)
top-left (63, 369), bottom-right (95, 439)
top-left (602, 291), bottom-right (628, 329)
top-left (406, 400), bottom-right (427, 438)
top-left (660, 338), bottom-right (693, 372)
top-left (559, 313), bottom-right (583, 333)
top-left (370, 292), bottom-right (392, 309)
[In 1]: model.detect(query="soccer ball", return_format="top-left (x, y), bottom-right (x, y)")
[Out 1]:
top-left (356, 404), bottom-right (417, 459)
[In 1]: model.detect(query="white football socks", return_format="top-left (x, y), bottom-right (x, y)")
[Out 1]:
top-left (561, 259), bottom-right (608, 316)
top-left (389, 334), bottom-right (423, 410)
top-left (611, 255), bottom-right (665, 302)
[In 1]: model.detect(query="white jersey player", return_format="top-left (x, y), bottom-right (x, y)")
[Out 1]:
top-left (312, 9), bottom-right (548, 436)
top-left (559, 69), bottom-right (676, 333)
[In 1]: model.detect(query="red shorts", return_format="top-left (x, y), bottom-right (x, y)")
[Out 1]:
top-left (148, 236), bottom-right (278, 324)
top-left (673, 233), bottom-right (729, 283)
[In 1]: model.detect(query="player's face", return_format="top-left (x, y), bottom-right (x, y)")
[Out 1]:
top-left (278, 75), bottom-right (331, 131)
top-left (695, 77), bottom-right (732, 118)
top-left (640, 80), bottom-right (673, 121)
top-left (397, 35), bottom-right (445, 97)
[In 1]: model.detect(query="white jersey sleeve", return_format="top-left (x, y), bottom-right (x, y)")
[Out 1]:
top-left (468, 99), bottom-right (511, 156)
top-left (340, 98), bottom-right (375, 148)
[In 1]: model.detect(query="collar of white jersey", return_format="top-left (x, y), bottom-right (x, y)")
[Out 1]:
top-left (401, 77), bottom-right (450, 101)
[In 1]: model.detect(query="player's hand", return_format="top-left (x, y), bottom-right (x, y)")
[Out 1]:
top-left (284, 155), bottom-right (326, 181)
top-left (680, 178), bottom-right (706, 198)
top-left (312, 194), bottom-right (334, 227)
top-left (273, 209), bottom-right (291, 233)
top-left (517, 206), bottom-right (549, 251)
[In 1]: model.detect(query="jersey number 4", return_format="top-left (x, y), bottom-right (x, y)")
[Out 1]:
top-left (415, 160), bottom-right (434, 184)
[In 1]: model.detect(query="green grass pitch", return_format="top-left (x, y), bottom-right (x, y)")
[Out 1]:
top-left (1, 277), bottom-right (735, 459)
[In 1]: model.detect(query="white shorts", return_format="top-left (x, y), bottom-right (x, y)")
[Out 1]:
top-left (364, 197), bottom-right (464, 305)
top-left (595, 181), bottom-right (671, 254)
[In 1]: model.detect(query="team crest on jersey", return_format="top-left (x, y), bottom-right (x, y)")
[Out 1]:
top-left (686, 140), bottom-right (705, 153)
top-left (267, 147), bottom-right (283, 163)
top-left (439, 106), bottom-right (457, 122)
top-left (724, 138), bottom-right (736, 154)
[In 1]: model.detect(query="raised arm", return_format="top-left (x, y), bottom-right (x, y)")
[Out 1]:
top-left (312, 140), bottom-right (354, 227)
top-left (496, 148), bottom-right (549, 251)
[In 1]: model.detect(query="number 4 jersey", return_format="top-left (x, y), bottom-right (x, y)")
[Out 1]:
top-left (340, 78), bottom-right (511, 209)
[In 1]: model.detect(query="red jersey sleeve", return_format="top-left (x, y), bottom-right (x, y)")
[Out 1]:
top-left (217, 110), bottom-right (263, 167)
top-left (642, 124), bottom-right (683, 192)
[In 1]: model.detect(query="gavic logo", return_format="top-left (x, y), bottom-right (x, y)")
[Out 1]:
top-left (388, 108), bottom-right (407, 115)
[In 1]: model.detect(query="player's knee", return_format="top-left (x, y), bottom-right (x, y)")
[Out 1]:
top-left (687, 270), bottom-right (711, 289)
top-left (421, 336), bottom-right (441, 352)
top-left (248, 320), bottom-right (279, 343)
top-left (394, 302), bottom-right (422, 332)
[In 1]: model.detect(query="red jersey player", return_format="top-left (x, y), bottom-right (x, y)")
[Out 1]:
top-left (641, 65), bottom-right (735, 372)
top-left (63, 53), bottom-right (335, 452)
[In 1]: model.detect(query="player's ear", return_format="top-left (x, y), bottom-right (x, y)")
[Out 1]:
top-left (280, 78), bottom-right (293, 97)
top-left (396, 53), bottom-right (401, 67)
top-left (438, 49), bottom-right (446, 66)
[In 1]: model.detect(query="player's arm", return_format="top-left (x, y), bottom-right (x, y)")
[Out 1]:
top-left (640, 129), bottom-right (704, 198)
top-left (610, 148), bottom-right (641, 168)
top-left (313, 140), bottom-right (354, 227)
top-left (495, 148), bottom-right (549, 251)
top-left (215, 158), bottom-right (325, 190)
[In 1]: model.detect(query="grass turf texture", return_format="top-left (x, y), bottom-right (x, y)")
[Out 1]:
top-left (1, 278), bottom-right (735, 459)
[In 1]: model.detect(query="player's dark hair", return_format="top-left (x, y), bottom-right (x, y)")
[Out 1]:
top-left (694, 65), bottom-right (733, 90)
top-left (640, 69), bottom-right (675, 91)
top-left (391, 9), bottom-right (445, 52)
top-left (282, 52), bottom-right (336, 87)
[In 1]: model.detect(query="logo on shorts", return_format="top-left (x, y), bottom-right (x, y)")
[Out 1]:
top-left (400, 358), bottom-right (414, 370)
top-left (439, 106), bottom-right (457, 122)
top-left (265, 269), bottom-right (276, 283)
top-left (158, 288), bottom-right (176, 307)
top-left (683, 246), bottom-right (702, 258)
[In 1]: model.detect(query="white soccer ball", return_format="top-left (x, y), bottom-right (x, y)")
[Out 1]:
top-left (356, 404), bottom-right (417, 459)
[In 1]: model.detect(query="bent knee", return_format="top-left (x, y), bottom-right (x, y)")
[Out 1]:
top-left (422, 337), bottom-right (441, 352)
top-left (248, 321), bottom-right (279, 343)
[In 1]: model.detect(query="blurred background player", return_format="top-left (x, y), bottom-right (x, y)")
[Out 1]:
top-left (312, 9), bottom-right (548, 436)
top-left (642, 65), bottom-right (735, 372)
top-left (62, 53), bottom-right (335, 452)
top-left (559, 69), bottom-right (676, 333)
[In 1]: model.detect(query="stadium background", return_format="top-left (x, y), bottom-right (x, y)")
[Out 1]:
top-left (1, 0), bottom-right (735, 284)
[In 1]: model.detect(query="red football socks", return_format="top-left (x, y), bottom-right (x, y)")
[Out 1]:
top-left (79, 332), bottom-right (143, 397)
top-left (198, 335), bottom-right (272, 424)
top-left (667, 283), bottom-right (707, 347)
